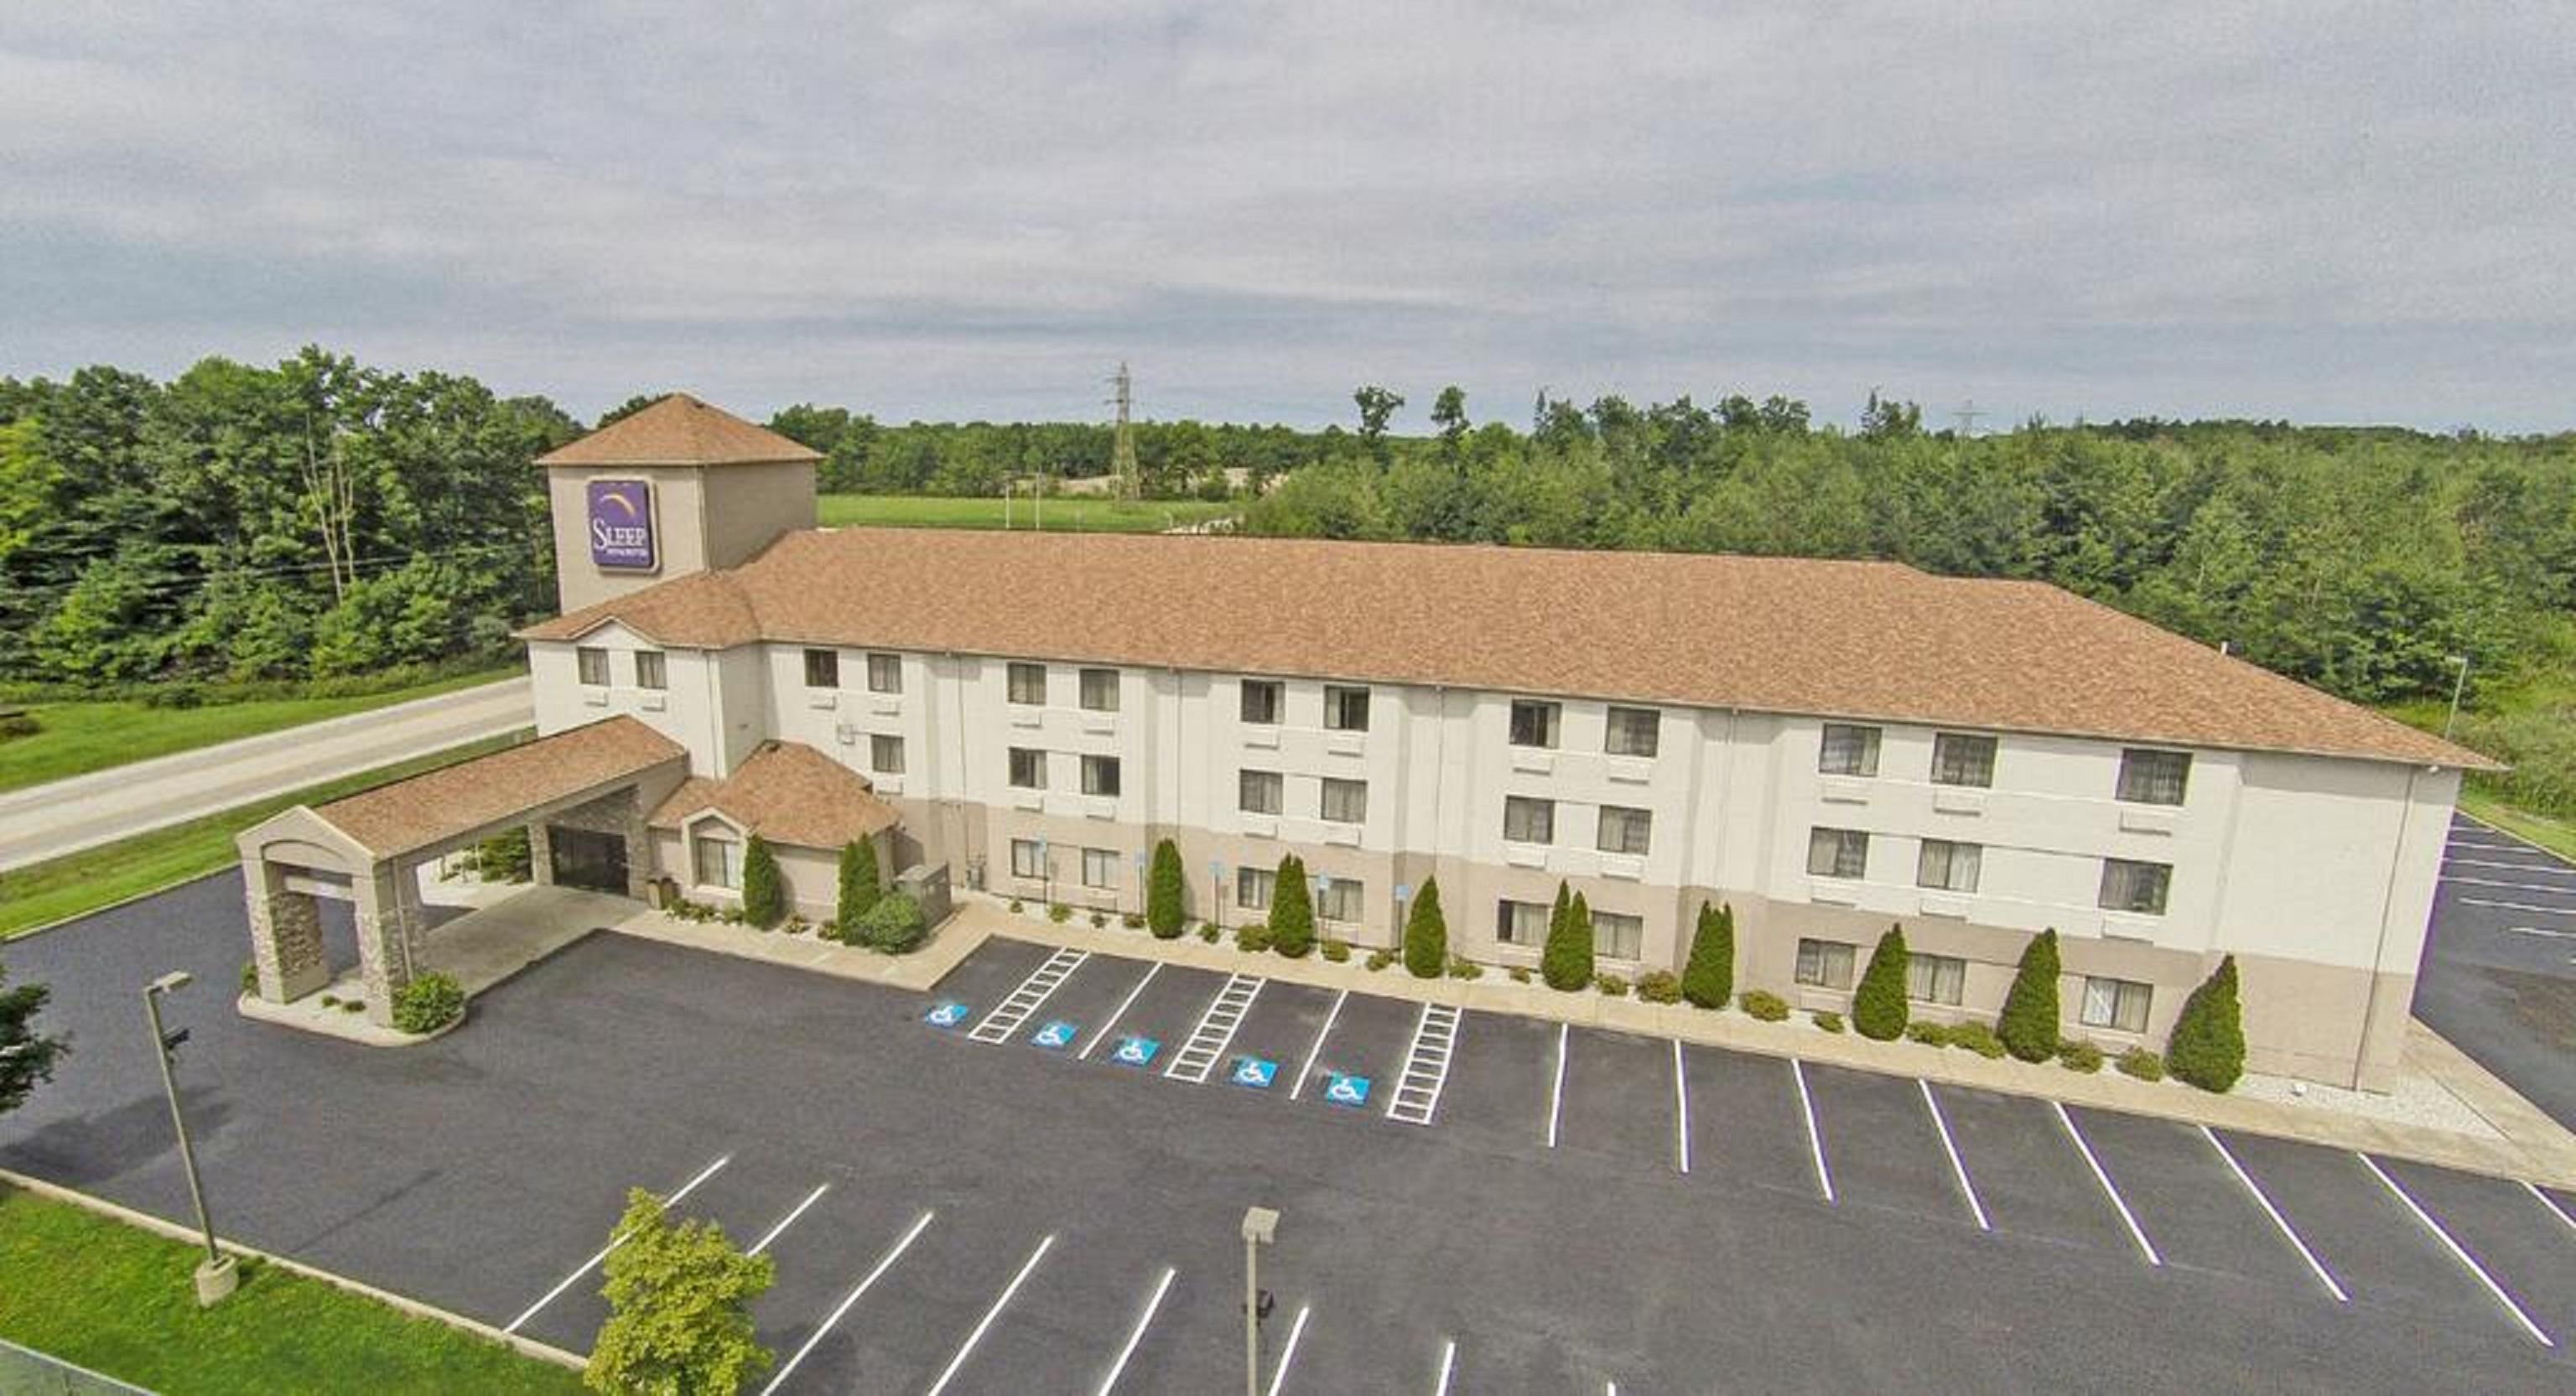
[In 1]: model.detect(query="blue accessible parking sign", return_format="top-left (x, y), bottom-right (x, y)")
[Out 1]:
top-left (1322, 1072), bottom-right (1373, 1108)
top-left (923, 1001), bottom-right (970, 1029)
top-left (1110, 1035), bottom-right (1161, 1067)
top-left (1230, 1056), bottom-right (1280, 1090)
top-left (1031, 1020), bottom-right (1079, 1051)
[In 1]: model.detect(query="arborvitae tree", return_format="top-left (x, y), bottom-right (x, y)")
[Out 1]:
top-left (833, 836), bottom-right (880, 942)
top-left (1681, 902), bottom-right (1735, 1009)
top-left (1997, 928), bottom-right (2062, 1063)
top-left (584, 1188), bottom-right (776, 1395)
top-left (1542, 883), bottom-right (1594, 991)
top-left (740, 834), bottom-right (785, 928)
top-left (1852, 923), bottom-right (1910, 1041)
top-left (1404, 877), bottom-right (1447, 978)
top-left (0, 958), bottom-right (69, 1117)
top-left (1147, 838), bottom-right (1186, 939)
top-left (1269, 854), bottom-right (1315, 957)
top-left (2167, 956), bottom-right (2246, 1092)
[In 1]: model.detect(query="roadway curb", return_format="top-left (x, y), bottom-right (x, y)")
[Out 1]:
top-left (0, 1166), bottom-right (586, 1372)
top-left (2459, 807), bottom-right (2576, 864)
top-left (2, 868), bottom-right (239, 945)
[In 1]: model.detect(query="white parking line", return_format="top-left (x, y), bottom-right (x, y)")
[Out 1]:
top-left (1918, 1081), bottom-right (1988, 1232)
top-left (1081, 962), bottom-right (1162, 1060)
top-left (1291, 989), bottom-right (1350, 1100)
top-left (2198, 1127), bottom-right (2346, 1302)
top-left (2358, 1155), bottom-right (2553, 1347)
top-left (2459, 897), bottom-right (2576, 918)
top-left (2051, 1103), bottom-right (2161, 1266)
top-left (2442, 873), bottom-right (2576, 897)
top-left (2443, 857), bottom-right (2576, 878)
top-left (1265, 1301), bottom-right (1312, 1396)
top-left (2526, 1181), bottom-right (2576, 1237)
top-left (1545, 1023), bottom-right (1569, 1149)
top-left (748, 1182), bottom-right (831, 1257)
top-left (926, 1233), bottom-right (1059, 1396)
top-left (1432, 1337), bottom-right (1457, 1396)
top-left (506, 1153), bottom-right (732, 1334)
top-left (1790, 1058), bottom-right (1834, 1203)
top-left (1094, 1265), bottom-right (1176, 1396)
top-left (761, 1209), bottom-right (937, 1394)
top-left (1671, 1040), bottom-right (1692, 1175)
top-left (2506, 925), bottom-right (2576, 942)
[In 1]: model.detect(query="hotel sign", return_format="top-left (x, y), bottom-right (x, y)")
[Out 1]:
top-left (587, 479), bottom-right (657, 571)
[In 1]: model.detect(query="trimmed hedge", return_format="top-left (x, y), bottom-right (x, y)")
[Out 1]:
top-left (391, 972), bottom-right (465, 1035)
top-left (1945, 1020), bottom-right (2008, 1059)
top-left (1852, 923), bottom-right (1909, 1041)
top-left (2116, 1047), bottom-right (2167, 1082)
top-left (2057, 1039), bottom-right (2105, 1073)
top-left (1740, 989), bottom-right (1789, 1021)
top-left (1812, 1009), bottom-right (1845, 1033)
top-left (857, 892), bottom-right (928, 952)
top-left (2168, 956), bottom-right (2246, 1092)
top-left (1997, 928), bottom-right (2061, 1063)
top-left (1635, 970), bottom-right (1682, 1004)
top-left (1681, 902), bottom-right (1735, 1009)
top-left (1404, 877), bottom-right (1448, 978)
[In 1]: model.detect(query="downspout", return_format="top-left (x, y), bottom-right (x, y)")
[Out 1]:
top-left (2354, 763), bottom-right (2427, 1089)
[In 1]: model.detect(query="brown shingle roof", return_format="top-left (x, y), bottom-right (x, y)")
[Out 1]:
top-left (525, 528), bottom-right (2494, 770)
top-left (648, 741), bottom-right (901, 849)
top-left (315, 716), bottom-right (686, 856)
top-left (538, 394), bottom-right (823, 468)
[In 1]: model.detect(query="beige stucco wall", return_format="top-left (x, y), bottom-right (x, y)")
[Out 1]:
top-left (547, 461), bottom-right (814, 613)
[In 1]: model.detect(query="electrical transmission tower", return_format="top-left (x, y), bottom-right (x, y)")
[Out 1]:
top-left (1953, 398), bottom-right (1987, 437)
top-left (1107, 361), bottom-right (1140, 501)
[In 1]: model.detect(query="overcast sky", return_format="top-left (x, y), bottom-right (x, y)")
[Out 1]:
top-left (4, 3), bottom-right (2572, 432)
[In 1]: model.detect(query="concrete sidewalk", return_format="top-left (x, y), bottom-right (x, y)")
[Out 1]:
top-left (0, 677), bottom-right (533, 873)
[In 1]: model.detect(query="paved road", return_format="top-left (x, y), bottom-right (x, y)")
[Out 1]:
top-left (2415, 812), bottom-right (2576, 1131)
top-left (0, 677), bottom-right (532, 873)
top-left (4, 877), bottom-right (2570, 1393)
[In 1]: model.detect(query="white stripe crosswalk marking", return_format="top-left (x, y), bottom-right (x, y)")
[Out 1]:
top-left (969, 948), bottom-right (1091, 1044)
top-left (506, 1153), bottom-right (731, 1334)
top-left (1385, 1003), bottom-right (1462, 1125)
top-left (1167, 973), bottom-right (1265, 1082)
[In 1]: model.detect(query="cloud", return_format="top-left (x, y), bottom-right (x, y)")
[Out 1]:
top-left (3, 2), bottom-right (2572, 430)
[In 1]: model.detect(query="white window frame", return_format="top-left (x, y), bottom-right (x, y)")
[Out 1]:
top-left (1807, 826), bottom-right (1869, 880)
top-left (1006, 662), bottom-right (1047, 706)
top-left (1496, 899), bottom-right (1549, 946)
top-left (870, 734), bottom-right (904, 775)
top-left (576, 646), bottom-right (610, 687)
top-left (1239, 769), bottom-right (1284, 815)
top-left (1907, 952), bottom-right (1967, 1005)
top-left (1324, 684), bottom-right (1370, 732)
top-left (1240, 679), bottom-right (1284, 725)
top-left (1794, 938), bottom-right (1856, 989)
top-left (1320, 776), bottom-right (1368, 824)
top-left (692, 831), bottom-right (740, 890)
top-left (1916, 838), bottom-right (1981, 893)
top-left (803, 647), bottom-right (839, 689)
top-left (1592, 911), bottom-right (1644, 960)
top-left (1318, 880), bottom-right (1363, 923)
top-left (1007, 747), bottom-right (1046, 789)
top-left (1081, 754), bottom-right (1122, 798)
top-left (1503, 796), bottom-right (1555, 844)
top-left (2116, 749), bottom-right (2190, 806)
top-left (1237, 866), bottom-right (1275, 911)
top-left (1009, 838), bottom-right (1045, 880)
top-left (1931, 732), bottom-right (1996, 788)
top-left (1509, 699), bottom-right (1561, 750)
top-left (2080, 976), bottom-right (2153, 1034)
top-left (1081, 847), bottom-right (1118, 889)
top-left (1819, 723), bottom-right (1882, 776)
top-left (2099, 858), bottom-right (2173, 915)
top-left (866, 652), bottom-right (902, 693)
top-left (1078, 667), bottom-right (1120, 713)
top-left (1597, 805), bottom-right (1653, 856)
top-left (633, 650), bottom-right (666, 690)
top-left (1605, 705), bottom-right (1661, 758)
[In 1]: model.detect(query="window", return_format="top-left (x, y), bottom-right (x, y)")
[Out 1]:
top-left (1240, 680), bottom-right (1283, 725)
top-left (1509, 699), bottom-right (1561, 749)
top-left (2081, 976), bottom-right (2153, 1034)
top-left (1806, 827), bottom-right (1869, 879)
top-left (1321, 777), bottom-right (1368, 823)
top-left (1916, 838), bottom-right (1981, 893)
top-left (1503, 796), bottom-right (1555, 844)
top-left (1082, 755), bottom-right (1122, 797)
top-left (1496, 899), bottom-right (1550, 946)
top-left (1593, 911), bottom-right (1644, 960)
top-left (803, 647), bottom-right (839, 688)
top-left (1318, 879), bottom-right (1363, 923)
top-left (576, 646), bottom-right (609, 687)
top-left (1007, 662), bottom-right (1047, 705)
top-left (1239, 769), bottom-right (1284, 815)
top-left (2117, 749), bottom-right (2190, 806)
top-left (1908, 953), bottom-right (1967, 1005)
top-left (693, 834), bottom-right (740, 889)
top-left (1079, 667), bottom-right (1120, 712)
top-left (1606, 706), bottom-right (1661, 758)
top-left (634, 651), bottom-right (666, 690)
top-left (1324, 685), bottom-right (1370, 732)
top-left (1081, 847), bottom-right (1118, 889)
top-left (1795, 938), bottom-right (1856, 989)
top-left (1007, 747), bottom-right (1046, 789)
top-left (2099, 859), bottom-right (2173, 915)
top-left (1931, 733), bottom-right (1996, 787)
top-left (866, 652), bottom-right (902, 693)
top-left (1819, 723), bottom-right (1881, 776)
top-left (1237, 866), bottom-right (1275, 911)
top-left (1009, 838), bottom-right (1046, 880)
top-left (1597, 806), bottom-right (1653, 856)
top-left (870, 734), bottom-right (905, 775)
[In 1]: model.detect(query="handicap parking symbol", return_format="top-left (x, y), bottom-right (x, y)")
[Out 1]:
top-left (1230, 1056), bottom-right (1280, 1090)
top-left (1031, 1020), bottom-right (1079, 1051)
top-left (1110, 1035), bottom-right (1161, 1067)
top-left (1322, 1072), bottom-right (1373, 1108)
top-left (923, 1000), bottom-right (970, 1029)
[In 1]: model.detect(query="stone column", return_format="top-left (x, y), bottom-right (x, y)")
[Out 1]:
top-left (246, 862), bottom-right (329, 1003)
top-left (353, 865), bottom-right (416, 1028)
top-left (528, 820), bottom-right (557, 887)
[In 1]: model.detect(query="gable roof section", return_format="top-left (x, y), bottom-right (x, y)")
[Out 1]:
top-left (538, 393), bottom-right (823, 469)
top-left (648, 741), bottom-right (901, 850)
top-left (314, 716), bottom-right (686, 857)
top-left (527, 527), bottom-right (2492, 770)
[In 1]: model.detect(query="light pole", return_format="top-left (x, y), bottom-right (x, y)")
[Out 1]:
top-left (2444, 653), bottom-right (2471, 741)
top-left (146, 972), bottom-right (236, 1305)
top-left (1241, 1206), bottom-right (1278, 1396)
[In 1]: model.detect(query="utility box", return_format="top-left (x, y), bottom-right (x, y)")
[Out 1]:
top-left (896, 863), bottom-right (953, 928)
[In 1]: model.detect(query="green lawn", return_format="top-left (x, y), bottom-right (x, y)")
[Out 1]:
top-left (0, 1185), bottom-right (582, 1394)
top-left (818, 493), bottom-right (1236, 533)
top-left (2459, 791), bottom-right (2576, 863)
top-left (0, 667), bottom-right (517, 795)
top-left (0, 729), bottom-right (532, 941)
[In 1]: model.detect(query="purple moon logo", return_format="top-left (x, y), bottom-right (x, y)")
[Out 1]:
top-left (587, 480), bottom-right (657, 570)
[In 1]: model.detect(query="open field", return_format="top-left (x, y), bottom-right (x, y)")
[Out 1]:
top-left (0, 729), bottom-right (531, 941)
top-left (818, 493), bottom-right (1236, 533)
top-left (0, 1186), bottom-right (580, 1395)
top-left (0, 667), bottom-right (517, 795)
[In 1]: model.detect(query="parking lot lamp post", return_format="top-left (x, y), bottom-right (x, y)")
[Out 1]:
top-left (2444, 653), bottom-right (2471, 741)
top-left (1241, 1207), bottom-right (1278, 1396)
top-left (146, 972), bottom-right (236, 1305)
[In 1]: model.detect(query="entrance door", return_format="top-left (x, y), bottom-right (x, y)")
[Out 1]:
top-left (547, 827), bottom-right (629, 895)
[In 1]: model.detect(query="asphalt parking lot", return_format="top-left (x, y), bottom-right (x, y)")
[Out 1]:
top-left (2417, 812), bottom-right (2576, 1130)
top-left (5, 875), bottom-right (2575, 1393)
